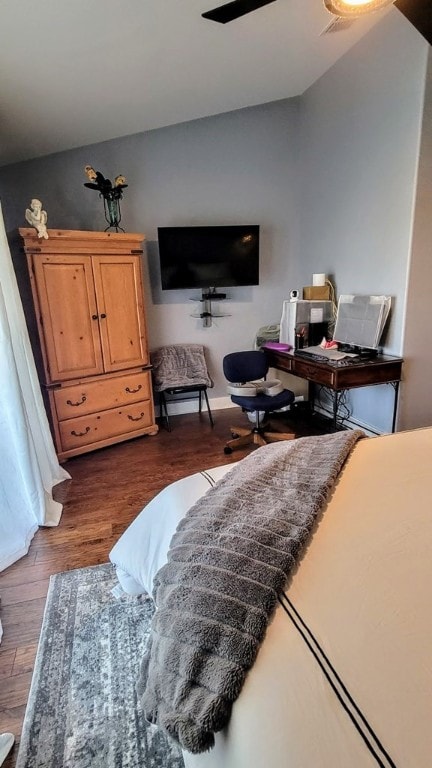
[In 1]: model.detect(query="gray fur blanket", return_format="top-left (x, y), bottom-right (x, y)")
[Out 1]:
top-left (138, 430), bottom-right (364, 753)
top-left (151, 344), bottom-right (213, 391)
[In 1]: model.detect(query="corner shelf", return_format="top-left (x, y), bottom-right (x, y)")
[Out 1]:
top-left (189, 289), bottom-right (231, 327)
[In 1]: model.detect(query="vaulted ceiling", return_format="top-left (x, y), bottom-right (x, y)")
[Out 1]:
top-left (0, 0), bottom-right (395, 167)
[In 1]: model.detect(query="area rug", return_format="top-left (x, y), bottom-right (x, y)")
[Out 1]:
top-left (16, 563), bottom-right (185, 768)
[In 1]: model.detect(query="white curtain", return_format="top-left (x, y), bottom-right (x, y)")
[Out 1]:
top-left (0, 201), bottom-right (70, 575)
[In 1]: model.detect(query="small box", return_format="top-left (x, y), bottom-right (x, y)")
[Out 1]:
top-left (303, 285), bottom-right (331, 301)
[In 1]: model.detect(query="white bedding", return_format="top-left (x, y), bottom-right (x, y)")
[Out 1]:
top-left (185, 428), bottom-right (432, 768)
top-left (110, 428), bottom-right (432, 767)
top-left (109, 464), bottom-right (232, 596)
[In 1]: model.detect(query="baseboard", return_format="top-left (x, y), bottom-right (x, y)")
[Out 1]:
top-left (155, 396), bottom-right (385, 436)
top-left (155, 395), bottom-right (235, 418)
top-left (312, 404), bottom-right (385, 437)
top-left (156, 395), bottom-right (309, 419)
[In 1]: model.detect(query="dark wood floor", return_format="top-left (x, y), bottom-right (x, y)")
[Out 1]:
top-left (0, 406), bottom-right (330, 766)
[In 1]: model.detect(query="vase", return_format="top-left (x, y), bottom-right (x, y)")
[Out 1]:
top-left (103, 196), bottom-right (124, 232)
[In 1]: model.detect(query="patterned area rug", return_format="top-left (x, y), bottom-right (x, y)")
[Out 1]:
top-left (16, 563), bottom-right (185, 768)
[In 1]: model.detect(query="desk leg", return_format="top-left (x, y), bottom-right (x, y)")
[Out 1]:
top-left (390, 381), bottom-right (400, 433)
top-left (333, 391), bottom-right (340, 430)
top-left (309, 381), bottom-right (315, 415)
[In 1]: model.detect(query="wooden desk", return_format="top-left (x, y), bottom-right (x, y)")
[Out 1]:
top-left (264, 349), bottom-right (403, 432)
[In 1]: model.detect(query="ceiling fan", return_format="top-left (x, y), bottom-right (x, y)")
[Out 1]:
top-left (201, 0), bottom-right (432, 46)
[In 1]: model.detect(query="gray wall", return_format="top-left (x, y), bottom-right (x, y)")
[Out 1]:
top-left (0, 99), bottom-right (302, 400)
top-left (296, 12), bottom-right (428, 432)
top-left (398, 51), bottom-right (432, 429)
top-left (0, 12), bottom-right (429, 431)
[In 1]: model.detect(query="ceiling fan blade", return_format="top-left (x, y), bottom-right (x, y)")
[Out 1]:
top-left (202, 0), bottom-right (277, 24)
top-left (394, 0), bottom-right (432, 45)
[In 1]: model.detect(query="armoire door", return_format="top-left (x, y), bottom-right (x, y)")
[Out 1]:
top-left (92, 254), bottom-right (150, 372)
top-left (32, 254), bottom-right (104, 381)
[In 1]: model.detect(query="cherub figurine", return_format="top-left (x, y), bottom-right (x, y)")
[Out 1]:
top-left (25, 199), bottom-right (49, 239)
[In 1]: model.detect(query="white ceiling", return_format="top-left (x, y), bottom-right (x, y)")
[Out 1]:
top-left (0, 0), bottom-right (391, 168)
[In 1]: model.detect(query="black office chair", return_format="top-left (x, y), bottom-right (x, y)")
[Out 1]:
top-left (223, 350), bottom-right (295, 454)
top-left (151, 344), bottom-right (214, 432)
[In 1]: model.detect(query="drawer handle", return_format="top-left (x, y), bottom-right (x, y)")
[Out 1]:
top-left (127, 412), bottom-right (145, 422)
top-left (71, 427), bottom-right (91, 437)
top-left (66, 395), bottom-right (87, 407)
top-left (125, 385), bottom-right (142, 394)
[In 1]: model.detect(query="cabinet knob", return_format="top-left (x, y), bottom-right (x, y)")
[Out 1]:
top-left (100, 313), bottom-right (107, 319)
top-left (92, 314), bottom-right (98, 320)
top-left (66, 395), bottom-right (87, 407)
top-left (71, 427), bottom-right (90, 437)
top-left (125, 385), bottom-right (142, 394)
top-left (127, 412), bottom-right (145, 422)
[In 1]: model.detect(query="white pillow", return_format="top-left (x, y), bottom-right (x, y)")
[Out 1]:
top-left (109, 465), bottom-right (233, 596)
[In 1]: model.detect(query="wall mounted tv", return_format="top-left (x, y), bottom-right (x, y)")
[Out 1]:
top-left (158, 225), bottom-right (260, 291)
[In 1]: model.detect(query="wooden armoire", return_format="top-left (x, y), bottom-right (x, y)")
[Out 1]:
top-left (19, 228), bottom-right (158, 461)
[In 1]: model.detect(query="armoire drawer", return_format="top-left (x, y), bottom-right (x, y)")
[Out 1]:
top-left (59, 400), bottom-right (154, 451)
top-left (53, 370), bottom-right (151, 420)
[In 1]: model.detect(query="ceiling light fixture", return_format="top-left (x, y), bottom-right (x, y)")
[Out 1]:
top-left (324, 0), bottom-right (396, 18)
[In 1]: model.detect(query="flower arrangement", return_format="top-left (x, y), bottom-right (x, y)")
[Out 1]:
top-left (83, 166), bottom-right (128, 231)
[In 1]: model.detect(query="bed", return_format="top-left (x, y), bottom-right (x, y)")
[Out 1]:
top-left (109, 427), bottom-right (432, 768)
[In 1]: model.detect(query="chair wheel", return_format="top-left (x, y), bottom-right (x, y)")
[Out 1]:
top-left (224, 446), bottom-right (233, 455)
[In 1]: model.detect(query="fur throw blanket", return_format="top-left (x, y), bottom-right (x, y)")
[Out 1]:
top-left (151, 344), bottom-right (213, 392)
top-left (138, 430), bottom-right (364, 753)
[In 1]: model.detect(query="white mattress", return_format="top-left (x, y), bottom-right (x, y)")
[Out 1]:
top-left (183, 428), bottom-right (432, 767)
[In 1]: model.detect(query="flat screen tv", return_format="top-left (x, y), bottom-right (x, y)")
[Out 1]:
top-left (158, 225), bottom-right (260, 290)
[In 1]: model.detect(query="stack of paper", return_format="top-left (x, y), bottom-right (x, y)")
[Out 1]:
top-left (333, 295), bottom-right (391, 349)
